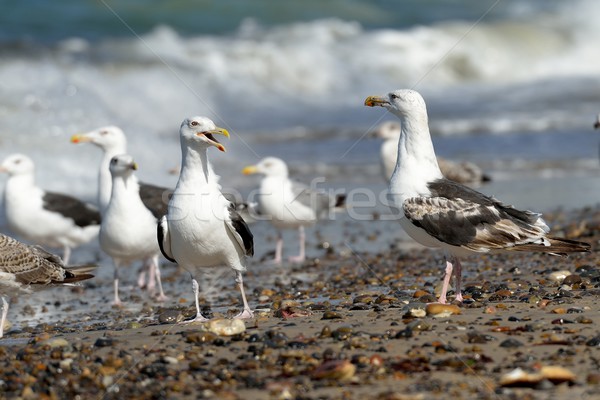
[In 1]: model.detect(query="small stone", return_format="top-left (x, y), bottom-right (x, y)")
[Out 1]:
top-left (127, 322), bottom-right (142, 329)
top-left (408, 307), bottom-right (426, 318)
top-left (426, 303), bottom-right (461, 317)
top-left (204, 319), bottom-right (245, 336)
top-left (94, 337), bottom-right (114, 347)
top-left (158, 310), bottom-right (184, 324)
top-left (586, 335), bottom-right (600, 347)
top-left (562, 274), bottom-right (582, 286)
top-left (311, 359), bottom-right (356, 382)
top-left (499, 338), bottom-right (523, 348)
top-left (547, 270), bottom-right (571, 284)
top-left (587, 373), bottom-right (600, 385)
top-left (43, 338), bottom-right (69, 348)
top-left (322, 311), bottom-right (343, 320)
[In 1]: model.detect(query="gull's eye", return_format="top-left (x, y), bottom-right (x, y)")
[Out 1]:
top-left (14, 159), bottom-right (21, 164)
top-left (111, 158), bottom-right (118, 164)
top-left (390, 93), bottom-right (399, 100)
top-left (191, 121), bottom-right (199, 127)
top-left (100, 130), bottom-right (108, 136)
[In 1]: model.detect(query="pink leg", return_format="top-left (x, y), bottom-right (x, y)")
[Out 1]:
top-left (137, 269), bottom-right (147, 289)
top-left (438, 259), bottom-right (453, 304)
top-left (153, 256), bottom-right (168, 302)
top-left (272, 231), bottom-right (283, 265)
top-left (234, 271), bottom-right (254, 319)
top-left (147, 258), bottom-right (157, 294)
top-left (113, 260), bottom-right (123, 307)
top-left (180, 279), bottom-right (209, 323)
top-left (288, 226), bottom-right (306, 263)
top-left (453, 257), bottom-right (463, 302)
top-left (0, 297), bottom-right (8, 338)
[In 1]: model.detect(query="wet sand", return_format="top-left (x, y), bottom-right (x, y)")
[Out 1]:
top-left (0, 202), bottom-right (599, 399)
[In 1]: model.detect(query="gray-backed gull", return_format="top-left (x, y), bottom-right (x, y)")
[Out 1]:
top-left (372, 120), bottom-right (490, 186)
top-left (71, 126), bottom-right (169, 292)
top-left (100, 154), bottom-right (167, 305)
top-left (242, 157), bottom-right (345, 264)
top-left (0, 232), bottom-right (95, 338)
top-left (0, 154), bottom-right (101, 265)
top-left (158, 116), bottom-right (254, 322)
top-left (365, 89), bottom-right (590, 304)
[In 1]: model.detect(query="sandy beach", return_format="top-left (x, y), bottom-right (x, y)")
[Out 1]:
top-left (0, 203), bottom-right (598, 400)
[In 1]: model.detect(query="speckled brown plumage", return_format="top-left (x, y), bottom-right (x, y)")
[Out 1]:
top-left (0, 233), bottom-right (95, 287)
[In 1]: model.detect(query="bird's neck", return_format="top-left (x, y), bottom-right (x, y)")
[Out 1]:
top-left (390, 113), bottom-right (442, 197)
top-left (178, 146), bottom-right (216, 189)
top-left (109, 174), bottom-right (140, 208)
top-left (6, 174), bottom-right (35, 192)
top-left (99, 146), bottom-right (127, 213)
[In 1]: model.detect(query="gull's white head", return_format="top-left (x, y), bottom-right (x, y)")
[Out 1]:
top-left (71, 126), bottom-right (127, 153)
top-left (372, 121), bottom-right (401, 140)
top-left (242, 157), bottom-right (289, 178)
top-left (179, 116), bottom-right (230, 152)
top-left (0, 154), bottom-right (35, 176)
top-left (365, 89), bottom-right (428, 119)
top-left (109, 154), bottom-right (138, 177)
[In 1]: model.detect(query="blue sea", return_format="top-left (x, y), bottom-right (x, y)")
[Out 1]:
top-left (1, 0), bottom-right (600, 209)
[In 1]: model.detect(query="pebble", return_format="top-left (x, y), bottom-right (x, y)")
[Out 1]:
top-left (547, 270), bottom-right (572, 284)
top-left (499, 338), bottom-right (523, 348)
top-left (408, 307), bottom-right (427, 318)
top-left (500, 366), bottom-right (576, 387)
top-left (158, 309), bottom-right (184, 324)
top-left (204, 319), bottom-right (245, 336)
top-left (425, 304), bottom-right (461, 317)
top-left (321, 311), bottom-right (343, 320)
top-left (94, 337), bottom-right (114, 347)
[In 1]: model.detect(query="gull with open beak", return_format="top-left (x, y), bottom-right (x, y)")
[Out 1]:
top-left (158, 116), bottom-right (255, 322)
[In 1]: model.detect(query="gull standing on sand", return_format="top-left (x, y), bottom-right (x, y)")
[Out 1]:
top-left (365, 89), bottom-right (590, 304)
top-left (242, 157), bottom-right (345, 264)
top-left (0, 233), bottom-right (95, 338)
top-left (71, 126), bottom-right (169, 292)
top-left (158, 116), bottom-right (254, 322)
top-left (372, 120), bottom-right (490, 186)
top-left (0, 154), bottom-right (101, 265)
top-left (100, 155), bottom-right (167, 305)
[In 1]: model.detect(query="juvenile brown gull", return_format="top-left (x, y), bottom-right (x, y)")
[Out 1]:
top-left (158, 116), bottom-right (254, 322)
top-left (0, 233), bottom-right (95, 338)
top-left (0, 154), bottom-right (101, 265)
top-left (365, 89), bottom-right (590, 304)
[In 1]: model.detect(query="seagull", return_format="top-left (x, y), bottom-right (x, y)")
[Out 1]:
top-left (0, 154), bottom-right (101, 265)
top-left (372, 120), bottom-right (491, 185)
top-left (100, 154), bottom-right (167, 305)
top-left (71, 126), bottom-right (170, 292)
top-left (0, 232), bottom-right (95, 338)
top-left (158, 116), bottom-right (254, 322)
top-left (242, 157), bottom-right (345, 264)
top-left (365, 89), bottom-right (590, 304)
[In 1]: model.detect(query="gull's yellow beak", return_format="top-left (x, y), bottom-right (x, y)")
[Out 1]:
top-left (242, 165), bottom-right (259, 175)
top-left (70, 134), bottom-right (91, 144)
top-left (196, 126), bottom-right (230, 152)
top-left (364, 95), bottom-right (389, 107)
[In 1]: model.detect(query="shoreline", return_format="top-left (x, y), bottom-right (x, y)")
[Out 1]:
top-left (0, 204), bottom-right (599, 399)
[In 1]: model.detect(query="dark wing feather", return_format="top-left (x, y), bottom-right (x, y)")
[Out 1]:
top-left (139, 182), bottom-right (172, 219)
top-left (157, 216), bottom-right (176, 262)
top-left (403, 196), bottom-right (550, 253)
top-left (227, 203), bottom-right (254, 257)
top-left (42, 192), bottom-right (101, 227)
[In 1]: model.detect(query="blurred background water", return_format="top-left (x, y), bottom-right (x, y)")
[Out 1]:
top-left (1, 0), bottom-right (600, 215)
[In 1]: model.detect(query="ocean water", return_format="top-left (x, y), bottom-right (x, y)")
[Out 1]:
top-left (1, 0), bottom-right (600, 208)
